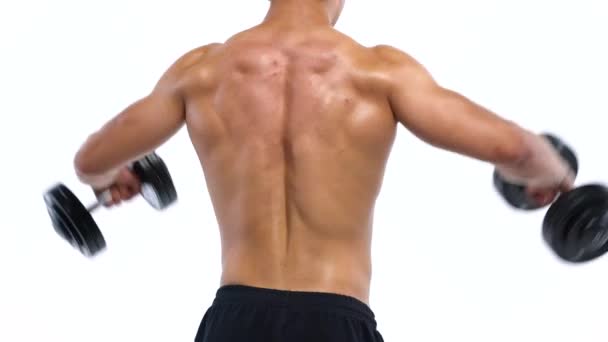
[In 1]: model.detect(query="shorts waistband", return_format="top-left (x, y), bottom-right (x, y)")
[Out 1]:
top-left (213, 284), bottom-right (376, 324)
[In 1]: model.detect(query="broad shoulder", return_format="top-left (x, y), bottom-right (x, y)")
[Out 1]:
top-left (366, 44), bottom-right (434, 88)
top-left (166, 43), bottom-right (223, 78)
top-left (370, 45), bottom-right (421, 72)
top-left (155, 43), bottom-right (224, 91)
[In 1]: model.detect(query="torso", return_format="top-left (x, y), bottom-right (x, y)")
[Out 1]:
top-left (181, 24), bottom-right (398, 304)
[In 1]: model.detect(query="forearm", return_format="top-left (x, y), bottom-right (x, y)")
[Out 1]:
top-left (495, 129), bottom-right (571, 188)
top-left (72, 115), bottom-right (149, 189)
top-left (447, 94), bottom-right (572, 187)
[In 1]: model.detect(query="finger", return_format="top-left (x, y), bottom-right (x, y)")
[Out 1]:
top-left (526, 187), bottom-right (544, 201)
top-left (560, 172), bottom-right (576, 193)
top-left (540, 194), bottom-right (554, 206)
top-left (118, 185), bottom-right (131, 201)
top-left (529, 190), bottom-right (556, 207)
top-left (130, 185), bottom-right (141, 199)
top-left (544, 192), bottom-right (558, 205)
top-left (128, 180), bottom-right (141, 195)
top-left (531, 192), bottom-right (546, 205)
top-left (117, 169), bottom-right (142, 195)
top-left (119, 168), bottom-right (141, 184)
top-left (110, 187), bottom-right (122, 206)
top-left (125, 186), bottom-right (140, 201)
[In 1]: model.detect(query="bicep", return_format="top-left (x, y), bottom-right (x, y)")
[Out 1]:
top-left (387, 53), bottom-right (527, 164)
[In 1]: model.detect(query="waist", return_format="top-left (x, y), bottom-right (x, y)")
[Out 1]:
top-left (212, 284), bottom-right (377, 324)
top-left (220, 252), bottom-right (372, 304)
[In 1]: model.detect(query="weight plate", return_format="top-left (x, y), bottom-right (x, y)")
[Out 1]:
top-left (43, 183), bottom-right (106, 256)
top-left (493, 171), bottom-right (537, 209)
top-left (543, 133), bottom-right (579, 176)
top-left (543, 184), bottom-right (608, 262)
top-left (132, 152), bottom-right (178, 210)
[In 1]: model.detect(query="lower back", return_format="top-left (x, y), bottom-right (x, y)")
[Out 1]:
top-left (219, 228), bottom-right (374, 303)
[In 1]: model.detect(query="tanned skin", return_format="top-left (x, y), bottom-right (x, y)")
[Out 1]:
top-left (73, 0), bottom-right (572, 304)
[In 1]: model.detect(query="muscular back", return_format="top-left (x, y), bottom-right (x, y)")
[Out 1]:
top-left (183, 27), bottom-right (398, 302)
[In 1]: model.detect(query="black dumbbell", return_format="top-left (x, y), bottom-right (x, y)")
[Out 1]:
top-left (543, 184), bottom-right (608, 263)
top-left (43, 152), bottom-right (178, 257)
top-left (493, 134), bottom-right (608, 263)
top-left (493, 133), bottom-right (579, 210)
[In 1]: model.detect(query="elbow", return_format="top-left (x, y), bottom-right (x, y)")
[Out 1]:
top-left (73, 146), bottom-right (123, 189)
top-left (73, 131), bottom-right (108, 177)
top-left (73, 150), bottom-right (112, 187)
top-left (74, 152), bottom-right (94, 178)
top-left (73, 148), bottom-right (103, 178)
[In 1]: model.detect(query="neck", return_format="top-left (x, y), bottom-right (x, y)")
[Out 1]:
top-left (264, 0), bottom-right (330, 27)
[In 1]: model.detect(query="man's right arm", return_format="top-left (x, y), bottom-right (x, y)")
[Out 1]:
top-left (375, 45), bottom-right (573, 190)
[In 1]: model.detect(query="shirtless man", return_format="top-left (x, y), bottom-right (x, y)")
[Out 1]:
top-left (72, 0), bottom-right (574, 341)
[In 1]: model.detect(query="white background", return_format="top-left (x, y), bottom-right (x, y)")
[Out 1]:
top-left (1, 1), bottom-right (607, 341)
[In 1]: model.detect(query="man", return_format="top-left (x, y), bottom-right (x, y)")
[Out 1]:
top-left (72, 0), bottom-right (575, 341)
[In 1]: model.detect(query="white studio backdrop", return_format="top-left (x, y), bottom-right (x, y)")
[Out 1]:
top-left (0, 0), bottom-right (607, 341)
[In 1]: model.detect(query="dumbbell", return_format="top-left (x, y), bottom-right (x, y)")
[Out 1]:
top-left (43, 152), bottom-right (178, 257)
top-left (543, 184), bottom-right (608, 263)
top-left (493, 134), bottom-right (608, 263)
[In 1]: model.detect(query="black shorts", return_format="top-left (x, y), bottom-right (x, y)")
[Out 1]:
top-left (195, 285), bottom-right (384, 342)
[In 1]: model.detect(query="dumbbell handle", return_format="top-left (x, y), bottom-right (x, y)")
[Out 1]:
top-left (86, 190), bottom-right (113, 212)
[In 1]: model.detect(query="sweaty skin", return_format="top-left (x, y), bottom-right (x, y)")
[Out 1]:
top-left (73, 0), bottom-right (571, 304)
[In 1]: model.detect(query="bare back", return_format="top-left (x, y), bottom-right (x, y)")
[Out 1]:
top-left (183, 26), bottom-right (397, 303)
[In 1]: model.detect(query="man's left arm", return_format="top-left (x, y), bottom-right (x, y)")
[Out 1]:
top-left (73, 45), bottom-right (215, 189)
